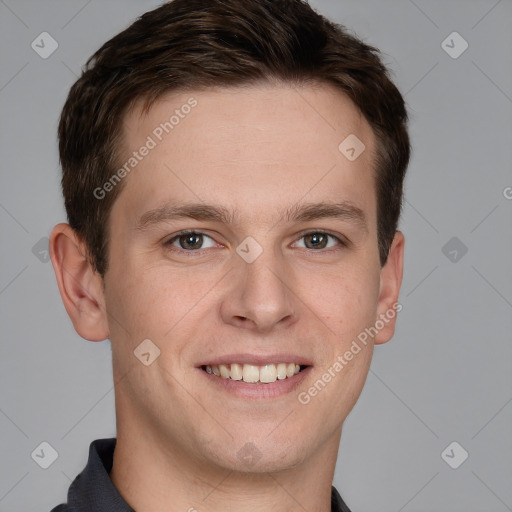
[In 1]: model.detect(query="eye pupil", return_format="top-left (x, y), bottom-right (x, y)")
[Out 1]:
top-left (305, 233), bottom-right (328, 249)
top-left (180, 233), bottom-right (203, 250)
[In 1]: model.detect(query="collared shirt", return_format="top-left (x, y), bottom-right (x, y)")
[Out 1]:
top-left (50, 438), bottom-right (352, 512)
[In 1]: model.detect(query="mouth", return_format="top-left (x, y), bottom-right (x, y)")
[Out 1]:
top-left (201, 363), bottom-right (309, 384)
top-left (197, 354), bottom-right (312, 399)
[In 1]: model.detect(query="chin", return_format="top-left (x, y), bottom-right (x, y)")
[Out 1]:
top-left (201, 434), bottom-right (309, 474)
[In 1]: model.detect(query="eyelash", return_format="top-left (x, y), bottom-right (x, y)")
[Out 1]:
top-left (163, 229), bottom-right (347, 256)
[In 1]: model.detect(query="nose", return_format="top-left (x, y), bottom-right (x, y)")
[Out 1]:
top-left (220, 248), bottom-right (297, 333)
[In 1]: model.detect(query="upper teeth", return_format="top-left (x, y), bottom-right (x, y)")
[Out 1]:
top-left (205, 363), bottom-right (301, 383)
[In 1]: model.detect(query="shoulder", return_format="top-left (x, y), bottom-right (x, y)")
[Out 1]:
top-left (49, 505), bottom-right (70, 512)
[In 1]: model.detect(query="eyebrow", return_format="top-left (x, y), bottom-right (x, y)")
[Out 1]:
top-left (136, 203), bottom-right (235, 230)
top-left (135, 201), bottom-right (368, 232)
top-left (284, 202), bottom-right (367, 232)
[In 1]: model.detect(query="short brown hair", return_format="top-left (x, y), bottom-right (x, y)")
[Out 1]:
top-left (59, 0), bottom-right (410, 276)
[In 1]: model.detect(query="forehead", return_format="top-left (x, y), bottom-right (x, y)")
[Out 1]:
top-left (114, 83), bottom-right (377, 227)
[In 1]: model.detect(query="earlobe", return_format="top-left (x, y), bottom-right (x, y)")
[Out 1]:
top-left (49, 223), bottom-right (109, 341)
top-left (374, 231), bottom-right (405, 345)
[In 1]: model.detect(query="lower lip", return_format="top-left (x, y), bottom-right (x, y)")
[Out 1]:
top-left (198, 366), bottom-right (312, 400)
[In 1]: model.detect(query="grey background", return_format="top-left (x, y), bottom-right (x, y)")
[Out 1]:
top-left (0, 0), bottom-right (511, 511)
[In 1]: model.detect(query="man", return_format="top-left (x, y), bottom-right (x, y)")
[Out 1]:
top-left (49, 0), bottom-right (410, 510)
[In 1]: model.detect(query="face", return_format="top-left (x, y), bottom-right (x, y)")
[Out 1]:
top-left (99, 83), bottom-right (401, 473)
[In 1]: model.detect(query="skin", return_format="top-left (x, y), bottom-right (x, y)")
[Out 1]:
top-left (50, 82), bottom-right (404, 512)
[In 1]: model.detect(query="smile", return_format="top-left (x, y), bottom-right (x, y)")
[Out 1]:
top-left (201, 363), bottom-right (307, 384)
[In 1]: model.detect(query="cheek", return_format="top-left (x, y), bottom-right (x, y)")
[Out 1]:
top-left (307, 266), bottom-right (380, 341)
top-left (104, 266), bottom-right (201, 385)
top-left (105, 262), bottom-right (220, 342)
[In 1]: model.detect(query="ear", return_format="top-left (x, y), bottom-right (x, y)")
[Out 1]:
top-left (49, 223), bottom-right (109, 341)
top-left (374, 230), bottom-right (404, 345)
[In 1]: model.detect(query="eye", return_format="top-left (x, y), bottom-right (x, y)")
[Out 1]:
top-left (292, 231), bottom-right (344, 250)
top-left (166, 231), bottom-right (217, 251)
